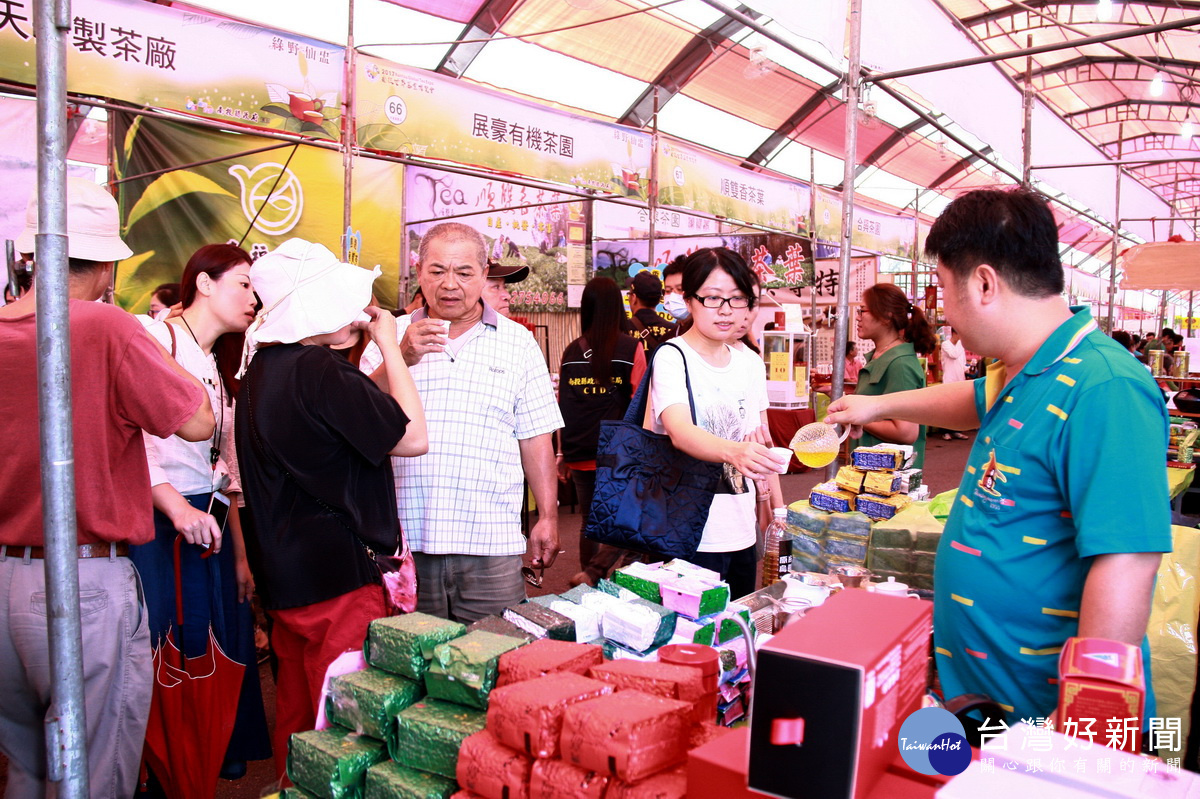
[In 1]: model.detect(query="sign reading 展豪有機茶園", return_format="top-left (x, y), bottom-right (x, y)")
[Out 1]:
top-left (356, 54), bottom-right (653, 200)
top-left (0, 0), bottom-right (344, 140)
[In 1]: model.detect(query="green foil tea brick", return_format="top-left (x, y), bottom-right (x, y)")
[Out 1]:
top-left (364, 761), bottom-right (457, 799)
top-left (597, 578), bottom-right (640, 601)
top-left (672, 616), bottom-right (715, 647)
top-left (610, 563), bottom-right (671, 603)
top-left (326, 667), bottom-right (424, 742)
top-left (287, 728), bottom-right (387, 799)
top-left (365, 613), bottom-right (466, 681)
top-left (391, 699), bottom-right (487, 779)
top-left (425, 631), bottom-right (528, 710)
top-left (826, 511), bottom-right (872, 538)
top-left (785, 501), bottom-right (829, 534)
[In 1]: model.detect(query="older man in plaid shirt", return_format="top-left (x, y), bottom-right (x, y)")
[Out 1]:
top-left (370, 222), bottom-right (562, 623)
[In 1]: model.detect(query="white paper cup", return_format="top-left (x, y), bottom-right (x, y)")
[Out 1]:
top-left (767, 446), bottom-right (792, 473)
top-left (429, 318), bottom-right (450, 343)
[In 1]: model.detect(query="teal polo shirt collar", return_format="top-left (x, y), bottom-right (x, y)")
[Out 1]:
top-left (860, 341), bottom-right (918, 387)
top-left (1020, 306), bottom-right (1098, 377)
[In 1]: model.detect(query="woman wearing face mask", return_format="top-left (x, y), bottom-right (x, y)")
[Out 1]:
top-left (648, 248), bottom-right (786, 597)
top-left (854, 283), bottom-right (938, 469)
top-left (235, 239), bottom-right (427, 778)
top-left (134, 244), bottom-right (271, 783)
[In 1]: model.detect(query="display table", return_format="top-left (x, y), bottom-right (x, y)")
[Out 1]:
top-left (1168, 464), bottom-right (1196, 511)
top-left (765, 407), bottom-right (815, 473)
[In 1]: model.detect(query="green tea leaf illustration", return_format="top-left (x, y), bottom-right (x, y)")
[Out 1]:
top-left (125, 172), bottom-right (234, 232)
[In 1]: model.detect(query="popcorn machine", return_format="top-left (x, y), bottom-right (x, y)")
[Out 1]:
top-left (761, 330), bottom-right (812, 409)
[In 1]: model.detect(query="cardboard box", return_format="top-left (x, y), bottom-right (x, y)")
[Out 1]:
top-left (747, 589), bottom-right (932, 799)
top-left (1058, 636), bottom-right (1145, 754)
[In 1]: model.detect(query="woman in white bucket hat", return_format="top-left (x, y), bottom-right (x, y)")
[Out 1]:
top-left (233, 239), bottom-right (427, 778)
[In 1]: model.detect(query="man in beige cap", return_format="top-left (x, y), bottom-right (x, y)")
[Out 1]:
top-left (0, 177), bottom-right (215, 796)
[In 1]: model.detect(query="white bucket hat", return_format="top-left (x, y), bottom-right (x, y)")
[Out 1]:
top-left (14, 177), bottom-right (133, 261)
top-left (240, 238), bottom-right (380, 373)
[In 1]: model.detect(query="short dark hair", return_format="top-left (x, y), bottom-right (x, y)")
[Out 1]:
top-left (630, 271), bottom-right (663, 305)
top-left (663, 256), bottom-right (686, 281)
top-left (924, 188), bottom-right (1063, 298)
top-left (152, 282), bottom-right (181, 307)
top-left (1162, 327), bottom-right (1176, 338)
top-left (1112, 330), bottom-right (1133, 349)
top-left (680, 247), bottom-right (758, 310)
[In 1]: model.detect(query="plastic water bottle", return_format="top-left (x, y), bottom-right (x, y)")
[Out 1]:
top-left (761, 507), bottom-right (791, 587)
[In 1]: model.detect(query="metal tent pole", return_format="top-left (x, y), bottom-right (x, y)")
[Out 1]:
top-left (342, 0), bottom-right (356, 260)
top-left (1107, 125), bottom-right (1123, 335)
top-left (34, 0), bottom-right (89, 795)
top-left (866, 15), bottom-right (1200, 84)
top-left (1022, 36), bottom-right (1033, 187)
top-left (826, 0), bottom-right (863, 482)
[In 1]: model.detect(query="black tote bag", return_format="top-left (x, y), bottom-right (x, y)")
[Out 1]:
top-left (585, 342), bottom-right (725, 560)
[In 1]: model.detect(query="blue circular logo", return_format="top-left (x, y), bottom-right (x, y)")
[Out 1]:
top-left (896, 707), bottom-right (970, 776)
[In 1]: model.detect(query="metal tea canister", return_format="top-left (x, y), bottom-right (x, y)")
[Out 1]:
top-left (1150, 349), bottom-right (1166, 376)
top-left (1175, 350), bottom-right (1191, 379)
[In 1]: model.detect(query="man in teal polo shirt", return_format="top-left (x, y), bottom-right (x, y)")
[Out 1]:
top-left (827, 188), bottom-right (1171, 726)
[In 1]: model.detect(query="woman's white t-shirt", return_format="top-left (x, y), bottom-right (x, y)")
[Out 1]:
top-left (143, 319), bottom-right (236, 495)
top-left (648, 339), bottom-right (768, 553)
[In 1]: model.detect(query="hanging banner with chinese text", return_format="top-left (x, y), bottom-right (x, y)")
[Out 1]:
top-left (593, 233), bottom-right (812, 291)
top-left (0, 0), bottom-right (344, 139)
top-left (110, 114), bottom-right (402, 312)
top-left (656, 138), bottom-right (812, 234)
top-left (813, 188), bottom-right (917, 259)
top-left (796, 257), bottom-right (878, 314)
top-left (404, 166), bottom-right (587, 313)
top-left (593, 200), bottom-right (721, 242)
top-left (357, 55), bottom-right (652, 198)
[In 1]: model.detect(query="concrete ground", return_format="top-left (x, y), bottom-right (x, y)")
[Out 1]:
top-left (1, 434), bottom-right (977, 797)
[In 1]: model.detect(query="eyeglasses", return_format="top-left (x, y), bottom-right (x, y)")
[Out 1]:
top-left (695, 295), bottom-right (751, 309)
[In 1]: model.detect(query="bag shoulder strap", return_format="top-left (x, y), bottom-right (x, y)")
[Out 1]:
top-left (623, 340), bottom-right (701, 427)
top-left (165, 321), bottom-right (177, 359)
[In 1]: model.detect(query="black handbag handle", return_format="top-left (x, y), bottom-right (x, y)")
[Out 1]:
top-left (623, 341), bottom-right (701, 427)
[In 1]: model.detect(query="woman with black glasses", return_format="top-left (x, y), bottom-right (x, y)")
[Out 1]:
top-left (646, 248), bottom-right (786, 597)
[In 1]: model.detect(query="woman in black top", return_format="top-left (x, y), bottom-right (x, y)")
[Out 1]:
top-left (234, 239), bottom-right (427, 778)
top-left (557, 277), bottom-right (646, 586)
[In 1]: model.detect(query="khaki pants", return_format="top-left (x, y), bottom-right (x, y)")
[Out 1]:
top-left (414, 553), bottom-right (526, 624)
top-left (0, 551), bottom-right (151, 799)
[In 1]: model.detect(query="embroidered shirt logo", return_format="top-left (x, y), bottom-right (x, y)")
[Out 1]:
top-left (977, 449), bottom-right (1009, 498)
